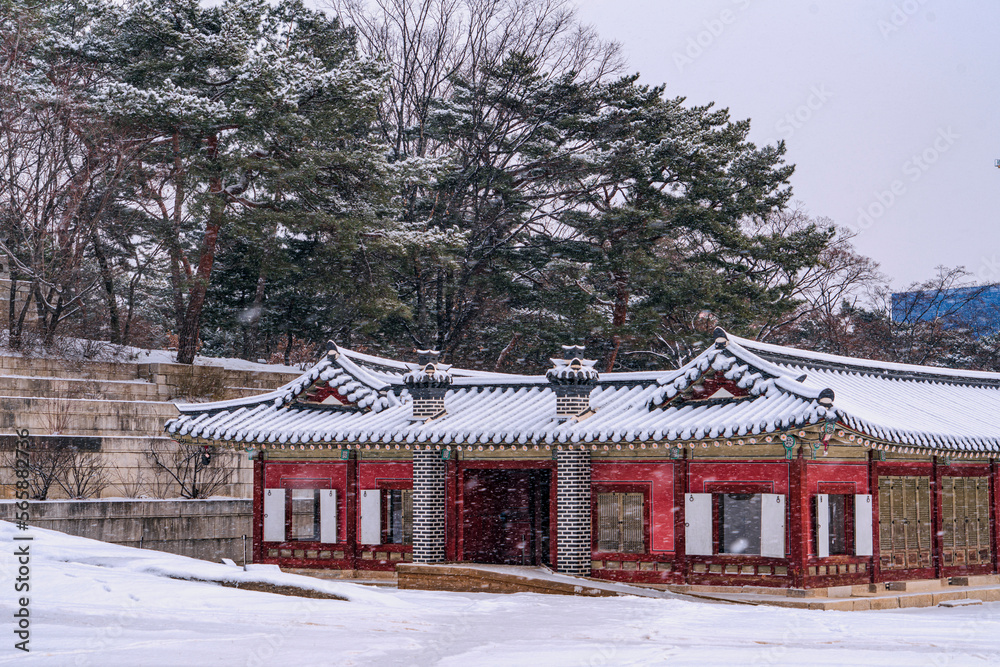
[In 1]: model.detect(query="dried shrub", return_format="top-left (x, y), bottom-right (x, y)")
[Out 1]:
top-left (146, 441), bottom-right (235, 499)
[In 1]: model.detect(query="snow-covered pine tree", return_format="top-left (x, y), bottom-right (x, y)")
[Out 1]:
top-left (77, 0), bottom-right (392, 363)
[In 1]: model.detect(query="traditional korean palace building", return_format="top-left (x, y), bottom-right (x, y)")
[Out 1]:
top-left (166, 329), bottom-right (1000, 589)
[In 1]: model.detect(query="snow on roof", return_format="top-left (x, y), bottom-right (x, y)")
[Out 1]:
top-left (165, 331), bottom-right (1000, 453)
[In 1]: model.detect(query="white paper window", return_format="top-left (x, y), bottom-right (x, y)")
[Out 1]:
top-left (721, 493), bottom-right (762, 555)
top-left (359, 489), bottom-right (381, 545)
top-left (685, 493), bottom-right (713, 556)
top-left (386, 489), bottom-right (413, 545)
top-left (291, 489), bottom-right (319, 541)
top-left (855, 494), bottom-right (873, 556)
top-left (320, 489), bottom-right (338, 544)
top-left (263, 488), bottom-right (285, 542)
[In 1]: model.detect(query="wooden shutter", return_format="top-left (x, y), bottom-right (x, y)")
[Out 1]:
top-left (622, 493), bottom-right (644, 553)
top-left (916, 477), bottom-right (931, 563)
top-left (855, 494), bottom-right (873, 556)
top-left (957, 478), bottom-right (969, 551)
top-left (320, 489), bottom-right (337, 544)
top-left (597, 493), bottom-right (619, 552)
top-left (977, 478), bottom-right (991, 561)
top-left (815, 494), bottom-right (830, 558)
top-left (761, 494), bottom-right (786, 558)
top-left (878, 477), bottom-right (892, 563)
top-left (263, 488), bottom-right (285, 542)
top-left (402, 489), bottom-right (414, 546)
top-left (944, 477), bottom-right (993, 566)
top-left (878, 476), bottom-right (932, 569)
top-left (942, 477), bottom-right (956, 561)
top-left (685, 493), bottom-right (713, 556)
top-left (359, 489), bottom-right (381, 545)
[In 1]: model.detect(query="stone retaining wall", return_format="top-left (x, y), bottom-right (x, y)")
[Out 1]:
top-left (0, 498), bottom-right (253, 564)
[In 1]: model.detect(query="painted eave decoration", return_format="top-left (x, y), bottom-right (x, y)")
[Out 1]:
top-left (165, 329), bottom-right (1000, 454)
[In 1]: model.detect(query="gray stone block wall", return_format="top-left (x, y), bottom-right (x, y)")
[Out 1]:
top-left (556, 449), bottom-right (592, 575)
top-left (412, 449), bottom-right (447, 563)
top-left (0, 498), bottom-right (253, 563)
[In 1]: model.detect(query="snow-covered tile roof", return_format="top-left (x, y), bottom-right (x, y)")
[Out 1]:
top-left (165, 331), bottom-right (1000, 453)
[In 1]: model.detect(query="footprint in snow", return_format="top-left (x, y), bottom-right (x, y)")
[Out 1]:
top-left (129, 594), bottom-right (139, 601)
top-left (103, 584), bottom-right (112, 592)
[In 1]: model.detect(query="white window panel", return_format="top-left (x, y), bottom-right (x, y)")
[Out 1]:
top-left (815, 494), bottom-right (830, 558)
top-left (263, 488), bottom-right (285, 543)
top-left (320, 489), bottom-right (338, 544)
top-left (685, 493), bottom-right (713, 556)
top-left (761, 493), bottom-right (786, 558)
top-left (855, 494), bottom-right (874, 556)
top-left (359, 489), bottom-right (382, 545)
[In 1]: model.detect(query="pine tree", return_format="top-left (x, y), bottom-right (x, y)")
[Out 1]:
top-left (79, 0), bottom-right (393, 363)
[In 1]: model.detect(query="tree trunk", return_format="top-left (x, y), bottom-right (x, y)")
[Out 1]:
top-left (604, 275), bottom-right (629, 372)
top-left (176, 135), bottom-right (224, 365)
top-left (493, 333), bottom-right (522, 371)
top-left (175, 216), bottom-right (220, 364)
top-left (244, 270), bottom-right (267, 361)
top-left (91, 231), bottom-right (122, 343)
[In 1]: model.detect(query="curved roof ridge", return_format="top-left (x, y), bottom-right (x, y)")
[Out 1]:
top-left (731, 334), bottom-right (1000, 386)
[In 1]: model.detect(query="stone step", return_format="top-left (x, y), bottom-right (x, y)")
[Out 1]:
top-left (398, 564), bottom-right (685, 599)
top-left (0, 375), bottom-right (162, 400)
top-left (688, 585), bottom-right (1000, 611)
top-left (885, 578), bottom-right (947, 592)
top-left (0, 357), bottom-right (143, 381)
top-left (948, 574), bottom-right (1000, 587)
top-left (0, 395), bottom-right (179, 415)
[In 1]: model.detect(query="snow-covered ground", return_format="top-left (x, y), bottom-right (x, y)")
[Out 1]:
top-left (0, 333), bottom-right (305, 374)
top-left (1, 522), bottom-right (998, 666)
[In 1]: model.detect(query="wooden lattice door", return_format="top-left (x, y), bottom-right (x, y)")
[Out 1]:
top-left (878, 476), bottom-right (933, 569)
top-left (942, 477), bottom-right (992, 567)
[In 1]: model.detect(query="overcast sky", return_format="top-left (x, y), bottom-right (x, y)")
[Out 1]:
top-left (572, 0), bottom-right (1000, 287)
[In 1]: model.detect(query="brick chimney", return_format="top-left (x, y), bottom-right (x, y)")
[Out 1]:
top-left (403, 350), bottom-right (452, 420)
top-left (546, 345), bottom-right (599, 419)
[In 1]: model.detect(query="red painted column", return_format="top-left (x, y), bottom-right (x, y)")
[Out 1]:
top-left (991, 459), bottom-right (999, 575)
top-left (932, 456), bottom-right (943, 579)
top-left (346, 451), bottom-right (358, 570)
top-left (550, 463), bottom-right (559, 570)
top-left (674, 449), bottom-right (688, 581)
top-left (869, 450), bottom-right (880, 585)
top-left (788, 450), bottom-right (806, 588)
top-left (251, 455), bottom-right (264, 564)
top-left (445, 455), bottom-right (459, 561)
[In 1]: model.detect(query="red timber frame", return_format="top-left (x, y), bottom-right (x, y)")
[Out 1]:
top-left (590, 459), bottom-right (680, 585)
top-left (449, 459), bottom-right (558, 568)
top-left (253, 453), bottom-right (414, 573)
top-left (798, 459), bottom-right (871, 590)
top-left (681, 458), bottom-right (794, 588)
top-left (253, 455), bottom-right (354, 570)
top-left (873, 460), bottom-right (937, 582)
top-left (935, 461), bottom-right (994, 578)
top-left (249, 445), bottom-right (1000, 590)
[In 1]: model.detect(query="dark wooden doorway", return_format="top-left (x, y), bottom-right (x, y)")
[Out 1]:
top-left (462, 469), bottom-right (551, 565)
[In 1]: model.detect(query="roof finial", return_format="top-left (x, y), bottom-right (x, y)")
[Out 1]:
top-left (818, 388), bottom-right (835, 407)
top-left (713, 327), bottom-right (728, 348)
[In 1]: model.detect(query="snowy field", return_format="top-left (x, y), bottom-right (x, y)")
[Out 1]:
top-left (1, 522), bottom-right (998, 666)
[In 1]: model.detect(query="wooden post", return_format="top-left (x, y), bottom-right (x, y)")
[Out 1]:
top-left (445, 456), bottom-right (459, 561)
top-left (789, 449), bottom-right (808, 589)
top-left (869, 450), bottom-right (880, 585)
top-left (674, 449), bottom-right (688, 581)
top-left (991, 458), bottom-right (999, 575)
top-left (932, 456), bottom-right (943, 579)
top-left (252, 454), bottom-right (264, 563)
top-left (347, 450), bottom-right (358, 571)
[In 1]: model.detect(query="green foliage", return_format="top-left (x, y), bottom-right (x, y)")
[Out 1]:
top-left (2, 0), bottom-right (863, 373)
